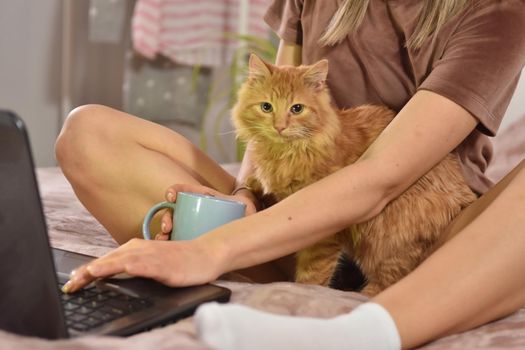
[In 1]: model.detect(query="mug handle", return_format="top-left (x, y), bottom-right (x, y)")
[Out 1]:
top-left (142, 201), bottom-right (177, 240)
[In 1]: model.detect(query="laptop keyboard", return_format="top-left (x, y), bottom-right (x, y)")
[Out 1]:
top-left (58, 283), bottom-right (153, 332)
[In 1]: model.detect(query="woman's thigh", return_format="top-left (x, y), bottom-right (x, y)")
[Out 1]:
top-left (56, 104), bottom-right (236, 244)
top-left (435, 159), bottom-right (525, 249)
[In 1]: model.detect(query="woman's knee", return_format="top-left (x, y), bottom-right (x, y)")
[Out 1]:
top-left (55, 104), bottom-right (120, 174)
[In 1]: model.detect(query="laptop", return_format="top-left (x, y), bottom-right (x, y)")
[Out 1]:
top-left (0, 110), bottom-right (231, 339)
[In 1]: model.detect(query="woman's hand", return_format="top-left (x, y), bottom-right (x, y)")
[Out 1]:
top-left (155, 183), bottom-right (258, 241)
top-left (62, 237), bottom-right (225, 293)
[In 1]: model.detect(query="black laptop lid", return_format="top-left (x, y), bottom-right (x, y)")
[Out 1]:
top-left (0, 111), bottom-right (68, 339)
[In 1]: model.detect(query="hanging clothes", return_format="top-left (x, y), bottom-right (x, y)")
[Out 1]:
top-left (131, 0), bottom-right (271, 67)
top-left (88, 0), bottom-right (127, 43)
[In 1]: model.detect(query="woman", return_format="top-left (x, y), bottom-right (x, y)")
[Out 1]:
top-left (56, 0), bottom-right (525, 348)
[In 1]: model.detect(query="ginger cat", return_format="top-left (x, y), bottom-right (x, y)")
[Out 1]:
top-left (232, 54), bottom-right (476, 296)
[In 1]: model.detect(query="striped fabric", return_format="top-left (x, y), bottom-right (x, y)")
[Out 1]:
top-left (132, 0), bottom-right (271, 67)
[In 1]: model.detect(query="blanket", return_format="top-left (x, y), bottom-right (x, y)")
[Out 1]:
top-left (1, 115), bottom-right (525, 349)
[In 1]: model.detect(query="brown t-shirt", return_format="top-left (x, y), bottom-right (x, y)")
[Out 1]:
top-left (264, 0), bottom-right (525, 194)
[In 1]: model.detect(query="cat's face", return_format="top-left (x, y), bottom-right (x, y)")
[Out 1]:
top-left (232, 55), bottom-right (335, 144)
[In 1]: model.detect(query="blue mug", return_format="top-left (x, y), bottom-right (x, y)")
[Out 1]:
top-left (142, 192), bottom-right (246, 241)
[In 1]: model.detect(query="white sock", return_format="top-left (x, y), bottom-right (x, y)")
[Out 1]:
top-left (195, 302), bottom-right (401, 350)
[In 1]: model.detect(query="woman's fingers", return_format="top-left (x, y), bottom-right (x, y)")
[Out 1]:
top-left (154, 209), bottom-right (172, 240)
top-left (62, 259), bottom-right (116, 294)
top-left (165, 183), bottom-right (220, 202)
top-left (155, 233), bottom-right (170, 240)
top-left (161, 209), bottom-right (172, 234)
top-left (63, 239), bottom-right (144, 293)
top-left (62, 238), bottom-right (223, 293)
top-left (62, 265), bottom-right (95, 293)
top-left (165, 183), bottom-right (256, 213)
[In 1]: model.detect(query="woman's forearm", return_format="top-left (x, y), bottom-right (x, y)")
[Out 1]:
top-left (201, 159), bottom-right (392, 273)
top-left (275, 40), bottom-right (302, 66)
top-left (232, 146), bottom-right (261, 210)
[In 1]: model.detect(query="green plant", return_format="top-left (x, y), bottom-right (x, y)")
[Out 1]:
top-left (196, 33), bottom-right (278, 162)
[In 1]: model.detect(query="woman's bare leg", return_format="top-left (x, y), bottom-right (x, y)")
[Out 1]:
top-left (55, 104), bottom-right (236, 244)
top-left (374, 160), bottom-right (525, 349)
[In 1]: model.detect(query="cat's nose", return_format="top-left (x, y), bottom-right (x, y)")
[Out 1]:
top-left (275, 126), bottom-right (286, 134)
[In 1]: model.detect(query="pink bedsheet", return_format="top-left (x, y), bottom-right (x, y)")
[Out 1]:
top-left (1, 115), bottom-right (524, 348)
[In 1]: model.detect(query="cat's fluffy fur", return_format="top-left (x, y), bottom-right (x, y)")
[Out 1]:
top-left (232, 54), bottom-right (476, 296)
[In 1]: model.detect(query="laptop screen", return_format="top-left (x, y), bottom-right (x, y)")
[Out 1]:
top-left (0, 111), bottom-right (68, 339)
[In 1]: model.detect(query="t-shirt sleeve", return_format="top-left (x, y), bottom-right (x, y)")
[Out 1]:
top-left (263, 0), bottom-right (303, 45)
top-left (418, 0), bottom-right (525, 136)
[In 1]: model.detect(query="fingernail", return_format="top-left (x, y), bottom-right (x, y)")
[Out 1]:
top-left (62, 281), bottom-right (72, 293)
top-left (167, 191), bottom-right (175, 202)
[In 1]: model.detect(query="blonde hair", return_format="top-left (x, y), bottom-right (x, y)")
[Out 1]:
top-left (320, 0), bottom-right (470, 49)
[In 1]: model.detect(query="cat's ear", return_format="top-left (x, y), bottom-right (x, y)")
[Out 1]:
top-left (304, 59), bottom-right (329, 89)
top-left (248, 53), bottom-right (272, 78)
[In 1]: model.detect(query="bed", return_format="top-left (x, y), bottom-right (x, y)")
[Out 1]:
top-left (1, 117), bottom-right (524, 349)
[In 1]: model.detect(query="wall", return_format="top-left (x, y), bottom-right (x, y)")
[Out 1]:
top-left (0, 0), bottom-right (62, 167)
top-left (0, 1), bottom-right (523, 167)
top-left (500, 69), bottom-right (525, 131)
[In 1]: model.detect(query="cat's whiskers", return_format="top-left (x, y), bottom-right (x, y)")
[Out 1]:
top-left (218, 130), bottom-right (238, 136)
top-left (219, 126), bottom-right (262, 136)
top-left (289, 128), bottom-right (315, 139)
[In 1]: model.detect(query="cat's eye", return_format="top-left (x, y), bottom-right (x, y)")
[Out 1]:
top-left (290, 104), bottom-right (304, 114)
top-left (260, 102), bottom-right (273, 113)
